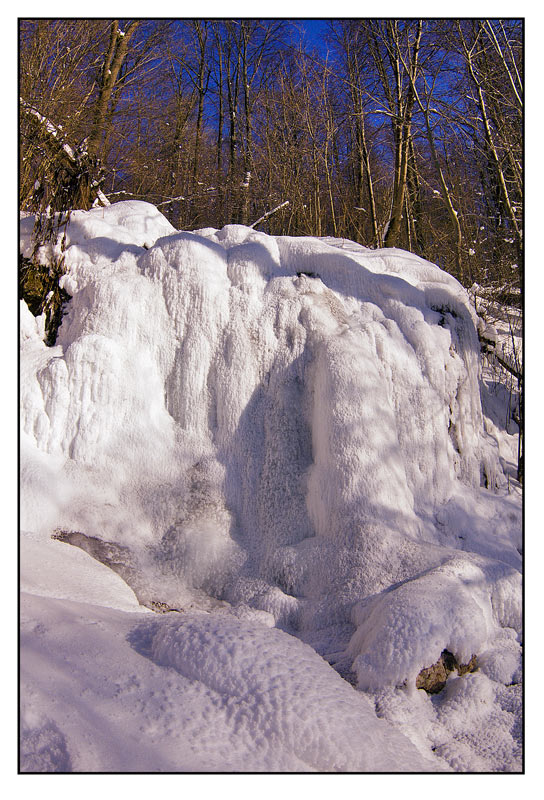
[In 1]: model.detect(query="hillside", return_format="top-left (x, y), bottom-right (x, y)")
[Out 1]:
top-left (20, 201), bottom-right (522, 772)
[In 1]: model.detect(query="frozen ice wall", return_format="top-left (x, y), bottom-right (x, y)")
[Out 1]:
top-left (20, 202), bottom-right (518, 650)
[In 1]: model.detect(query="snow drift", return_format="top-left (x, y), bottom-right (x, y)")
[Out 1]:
top-left (20, 201), bottom-right (522, 771)
top-left (20, 593), bottom-right (435, 772)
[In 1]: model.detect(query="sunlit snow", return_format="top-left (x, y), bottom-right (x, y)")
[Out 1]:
top-left (20, 201), bottom-right (522, 772)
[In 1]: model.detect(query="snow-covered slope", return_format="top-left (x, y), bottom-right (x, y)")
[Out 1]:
top-left (20, 593), bottom-right (435, 772)
top-left (20, 201), bottom-right (522, 772)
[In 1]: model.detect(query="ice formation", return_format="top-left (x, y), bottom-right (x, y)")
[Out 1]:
top-left (20, 201), bottom-right (522, 771)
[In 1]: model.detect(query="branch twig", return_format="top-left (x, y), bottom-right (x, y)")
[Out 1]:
top-left (250, 200), bottom-right (289, 229)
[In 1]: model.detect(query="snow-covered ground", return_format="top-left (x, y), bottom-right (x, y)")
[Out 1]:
top-left (19, 201), bottom-right (522, 772)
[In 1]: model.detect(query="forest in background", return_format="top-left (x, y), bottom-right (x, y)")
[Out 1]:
top-left (19, 18), bottom-right (523, 294)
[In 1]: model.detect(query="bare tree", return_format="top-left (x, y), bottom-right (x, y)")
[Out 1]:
top-left (456, 20), bottom-right (522, 262)
top-left (87, 20), bottom-right (140, 161)
top-left (19, 17), bottom-right (522, 281)
top-left (362, 20), bottom-right (422, 248)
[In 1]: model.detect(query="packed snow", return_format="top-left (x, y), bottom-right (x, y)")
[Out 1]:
top-left (20, 593), bottom-right (435, 772)
top-left (19, 201), bottom-right (522, 772)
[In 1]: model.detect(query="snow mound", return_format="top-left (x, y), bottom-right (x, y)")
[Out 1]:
top-left (20, 593), bottom-right (435, 772)
top-left (347, 556), bottom-right (521, 691)
top-left (148, 611), bottom-right (433, 771)
top-left (20, 527), bottom-right (141, 612)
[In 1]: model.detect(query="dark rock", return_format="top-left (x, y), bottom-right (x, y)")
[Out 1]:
top-left (148, 600), bottom-right (183, 613)
top-left (416, 649), bottom-right (478, 694)
top-left (19, 254), bottom-right (71, 346)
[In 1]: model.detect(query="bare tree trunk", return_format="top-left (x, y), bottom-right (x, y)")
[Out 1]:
top-left (393, 22), bottom-right (464, 277)
top-left (344, 32), bottom-right (380, 246)
top-left (214, 25), bottom-right (225, 219)
top-left (191, 22), bottom-right (209, 190)
top-left (240, 22), bottom-right (252, 226)
top-left (425, 123), bottom-right (464, 278)
top-left (324, 139), bottom-right (337, 236)
top-left (361, 120), bottom-right (380, 247)
top-left (458, 21), bottom-right (522, 258)
top-left (382, 21), bottom-right (422, 248)
top-left (224, 24), bottom-right (241, 223)
top-left (88, 20), bottom-right (139, 161)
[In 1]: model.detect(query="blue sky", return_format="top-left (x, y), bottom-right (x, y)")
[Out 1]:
top-left (292, 18), bottom-right (330, 54)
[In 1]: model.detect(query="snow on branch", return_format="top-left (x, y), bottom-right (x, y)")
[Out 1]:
top-left (250, 201), bottom-right (290, 229)
top-left (20, 98), bottom-right (110, 210)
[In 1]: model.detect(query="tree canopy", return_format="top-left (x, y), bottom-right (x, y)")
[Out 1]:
top-left (19, 18), bottom-right (523, 291)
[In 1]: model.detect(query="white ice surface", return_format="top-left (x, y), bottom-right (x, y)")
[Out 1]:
top-left (20, 202), bottom-right (522, 772)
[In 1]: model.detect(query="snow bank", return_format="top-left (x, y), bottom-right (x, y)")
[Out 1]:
top-left (20, 527), bottom-right (141, 612)
top-left (346, 555), bottom-right (521, 692)
top-left (20, 201), bottom-right (522, 771)
top-left (149, 611), bottom-right (433, 771)
top-left (370, 669), bottom-right (521, 772)
top-left (20, 593), bottom-right (434, 772)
